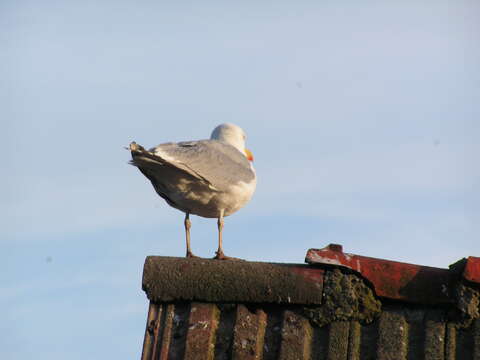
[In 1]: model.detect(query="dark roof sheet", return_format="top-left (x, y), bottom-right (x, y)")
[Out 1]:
top-left (141, 302), bottom-right (480, 360)
top-left (140, 244), bottom-right (480, 359)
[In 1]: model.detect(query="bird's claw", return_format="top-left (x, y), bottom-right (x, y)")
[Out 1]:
top-left (186, 252), bottom-right (200, 259)
top-left (213, 251), bottom-right (242, 261)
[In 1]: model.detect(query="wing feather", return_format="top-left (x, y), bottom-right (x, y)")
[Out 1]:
top-left (149, 140), bottom-right (254, 191)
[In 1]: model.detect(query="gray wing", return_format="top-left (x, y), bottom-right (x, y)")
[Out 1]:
top-left (149, 140), bottom-right (255, 190)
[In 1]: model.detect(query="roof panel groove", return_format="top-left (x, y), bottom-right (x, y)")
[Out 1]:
top-left (474, 319), bottom-right (480, 358)
top-left (455, 322), bottom-right (475, 359)
top-left (213, 305), bottom-right (236, 360)
top-left (262, 306), bottom-right (284, 360)
top-left (406, 309), bottom-right (426, 360)
top-left (168, 303), bottom-right (189, 360)
top-left (359, 320), bottom-right (378, 360)
top-left (311, 321), bottom-right (329, 360)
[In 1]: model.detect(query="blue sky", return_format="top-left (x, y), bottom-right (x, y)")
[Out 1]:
top-left (2, 0), bottom-right (479, 358)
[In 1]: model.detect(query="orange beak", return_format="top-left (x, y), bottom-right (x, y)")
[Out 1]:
top-left (244, 148), bottom-right (254, 162)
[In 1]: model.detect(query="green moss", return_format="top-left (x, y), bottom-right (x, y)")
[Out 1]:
top-left (450, 281), bottom-right (480, 328)
top-left (303, 269), bottom-right (381, 327)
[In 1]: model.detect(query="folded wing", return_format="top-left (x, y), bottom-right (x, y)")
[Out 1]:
top-left (131, 140), bottom-right (255, 192)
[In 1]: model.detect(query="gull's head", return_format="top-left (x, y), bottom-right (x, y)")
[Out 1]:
top-left (211, 123), bottom-right (254, 161)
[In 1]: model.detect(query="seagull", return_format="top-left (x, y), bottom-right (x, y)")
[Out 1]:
top-left (129, 123), bottom-right (256, 260)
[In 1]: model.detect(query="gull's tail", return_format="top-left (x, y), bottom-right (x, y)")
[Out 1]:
top-left (128, 142), bottom-right (165, 168)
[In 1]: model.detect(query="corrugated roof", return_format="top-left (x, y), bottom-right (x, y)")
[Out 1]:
top-left (141, 303), bottom-right (480, 359)
top-left (140, 244), bottom-right (480, 359)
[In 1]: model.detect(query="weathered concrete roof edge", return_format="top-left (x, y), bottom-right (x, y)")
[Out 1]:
top-left (142, 256), bottom-right (324, 305)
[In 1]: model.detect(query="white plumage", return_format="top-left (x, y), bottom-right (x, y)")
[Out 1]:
top-left (129, 123), bottom-right (256, 259)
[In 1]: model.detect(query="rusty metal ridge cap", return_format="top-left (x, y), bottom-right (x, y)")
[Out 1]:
top-left (305, 244), bottom-right (454, 305)
top-left (464, 256), bottom-right (480, 284)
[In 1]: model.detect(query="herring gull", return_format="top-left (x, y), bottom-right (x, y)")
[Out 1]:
top-left (129, 123), bottom-right (256, 260)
